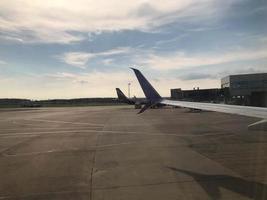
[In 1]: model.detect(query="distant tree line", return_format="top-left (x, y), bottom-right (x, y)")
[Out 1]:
top-left (0, 98), bottom-right (123, 108)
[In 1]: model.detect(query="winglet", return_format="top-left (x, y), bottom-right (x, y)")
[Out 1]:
top-left (131, 68), bottom-right (162, 102)
top-left (116, 88), bottom-right (135, 105)
top-left (116, 88), bottom-right (128, 101)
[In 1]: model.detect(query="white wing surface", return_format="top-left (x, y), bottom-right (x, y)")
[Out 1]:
top-left (161, 99), bottom-right (267, 119)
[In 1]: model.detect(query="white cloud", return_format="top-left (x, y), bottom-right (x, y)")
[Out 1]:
top-left (99, 47), bottom-right (131, 56)
top-left (0, 0), bottom-right (239, 43)
top-left (140, 48), bottom-right (267, 70)
top-left (102, 58), bottom-right (114, 65)
top-left (48, 72), bottom-right (78, 79)
top-left (0, 60), bottom-right (6, 65)
top-left (58, 47), bottom-right (131, 68)
top-left (59, 52), bottom-right (94, 68)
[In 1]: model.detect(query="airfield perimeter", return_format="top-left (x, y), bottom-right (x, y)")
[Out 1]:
top-left (0, 106), bottom-right (267, 200)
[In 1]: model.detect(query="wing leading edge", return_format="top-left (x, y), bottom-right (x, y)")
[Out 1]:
top-left (131, 68), bottom-right (267, 129)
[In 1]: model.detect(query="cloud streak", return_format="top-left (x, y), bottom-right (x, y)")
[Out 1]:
top-left (58, 52), bottom-right (94, 68)
top-left (0, 60), bottom-right (6, 65)
top-left (58, 47), bottom-right (131, 68)
top-left (140, 47), bottom-right (267, 70)
top-left (0, 0), bottom-right (240, 43)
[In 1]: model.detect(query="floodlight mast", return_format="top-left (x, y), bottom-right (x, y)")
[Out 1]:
top-left (128, 83), bottom-right (131, 98)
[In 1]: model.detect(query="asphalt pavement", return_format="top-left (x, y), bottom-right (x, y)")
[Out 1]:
top-left (0, 106), bottom-right (266, 200)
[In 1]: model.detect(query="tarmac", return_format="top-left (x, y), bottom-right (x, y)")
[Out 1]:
top-left (0, 106), bottom-right (267, 200)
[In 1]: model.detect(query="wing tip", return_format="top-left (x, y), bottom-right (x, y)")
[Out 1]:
top-left (130, 67), bottom-right (139, 72)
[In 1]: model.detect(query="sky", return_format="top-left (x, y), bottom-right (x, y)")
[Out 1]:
top-left (0, 0), bottom-right (266, 99)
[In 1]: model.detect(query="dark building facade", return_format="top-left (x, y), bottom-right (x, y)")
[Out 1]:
top-left (170, 88), bottom-right (224, 102)
top-left (170, 73), bottom-right (267, 107)
top-left (221, 73), bottom-right (267, 107)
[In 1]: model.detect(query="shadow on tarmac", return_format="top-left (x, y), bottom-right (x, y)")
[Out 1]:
top-left (168, 167), bottom-right (267, 200)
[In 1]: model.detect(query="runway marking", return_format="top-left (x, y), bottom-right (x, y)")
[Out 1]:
top-left (0, 134), bottom-right (43, 156)
top-left (0, 190), bottom-right (90, 200)
top-left (92, 180), bottom-right (185, 190)
top-left (22, 119), bottom-right (105, 127)
top-left (2, 148), bottom-right (94, 157)
top-left (0, 127), bottom-right (102, 131)
top-left (1, 141), bottom-right (148, 157)
top-left (3, 139), bottom-right (228, 157)
top-left (0, 129), bottom-right (233, 138)
top-left (3, 133), bottom-right (259, 157)
top-left (0, 129), bottom-right (103, 137)
top-left (12, 121), bottom-right (47, 127)
top-left (91, 172), bottom-right (244, 191)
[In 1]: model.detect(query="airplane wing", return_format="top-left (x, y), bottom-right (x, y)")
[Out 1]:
top-left (161, 99), bottom-right (267, 119)
top-left (131, 68), bottom-right (267, 130)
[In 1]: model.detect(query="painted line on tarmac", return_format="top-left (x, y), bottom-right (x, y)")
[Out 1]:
top-left (0, 129), bottom-right (232, 138)
top-left (0, 129), bottom-right (102, 138)
top-left (2, 141), bottom-right (142, 156)
top-left (0, 126), bottom-right (102, 131)
top-left (23, 118), bottom-right (104, 127)
top-left (12, 121), bottom-right (46, 127)
top-left (2, 148), bottom-right (94, 157)
top-left (0, 134), bottom-right (43, 156)
top-left (0, 190), bottom-right (90, 200)
top-left (7, 134), bottom-right (245, 157)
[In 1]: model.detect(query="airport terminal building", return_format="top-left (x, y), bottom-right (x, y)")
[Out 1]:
top-left (171, 73), bottom-right (267, 107)
top-left (170, 88), bottom-right (224, 103)
top-left (221, 73), bottom-right (267, 107)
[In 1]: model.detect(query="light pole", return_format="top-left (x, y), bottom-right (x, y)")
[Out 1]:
top-left (128, 83), bottom-right (131, 98)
